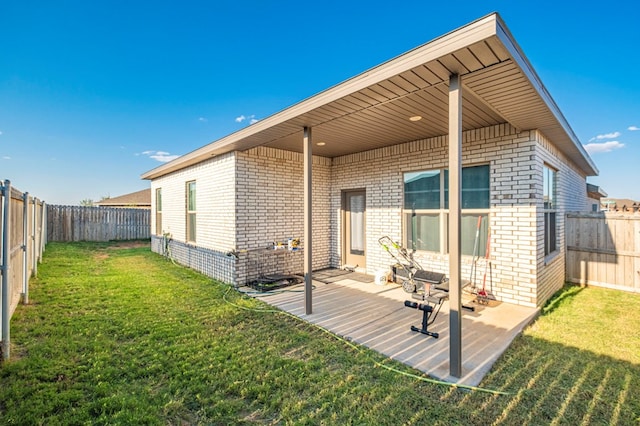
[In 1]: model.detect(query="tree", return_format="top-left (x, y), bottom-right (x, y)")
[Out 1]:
top-left (80, 199), bottom-right (94, 206)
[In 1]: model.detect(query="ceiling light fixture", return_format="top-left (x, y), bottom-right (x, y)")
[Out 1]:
top-left (316, 142), bottom-right (326, 146)
top-left (409, 115), bottom-right (422, 122)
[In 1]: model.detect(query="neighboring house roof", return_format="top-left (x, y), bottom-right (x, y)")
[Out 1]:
top-left (141, 12), bottom-right (598, 181)
top-left (601, 198), bottom-right (639, 211)
top-left (586, 184), bottom-right (607, 200)
top-left (95, 188), bottom-right (151, 208)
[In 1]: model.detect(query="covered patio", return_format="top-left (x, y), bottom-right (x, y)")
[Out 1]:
top-left (244, 270), bottom-right (538, 387)
top-left (144, 12), bottom-right (596, 381)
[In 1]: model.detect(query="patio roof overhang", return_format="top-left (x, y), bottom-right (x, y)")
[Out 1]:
top-left (141, 12), bottom-right (597, 181)
top-left (141, 13), bottom-right (597, 380)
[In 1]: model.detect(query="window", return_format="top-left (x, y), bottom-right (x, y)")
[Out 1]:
top-left (543, 165), bottom-right (557, 256)
top-left (186, 181), bottom-right (196, 242)
top-left (155, 188), bottom-right (162, 236)
top-left (404, 165), bottom-right (490, 256)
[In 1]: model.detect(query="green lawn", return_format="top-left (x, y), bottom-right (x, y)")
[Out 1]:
top-left (1, 242), bottom-right (638, 425)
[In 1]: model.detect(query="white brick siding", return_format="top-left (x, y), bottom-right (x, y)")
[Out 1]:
top-left (150, 152), bottom-right (238, 282)
top-left (151, 152), bottom-right (236, 251)
top-left (233, 147), bottom-right (332, 283)
top-left (535, 131), bottom-right (588, 305)
top-left (150, 123), bottom-right (591, 307)
top-left (331, 124), bottom-right (588, 307)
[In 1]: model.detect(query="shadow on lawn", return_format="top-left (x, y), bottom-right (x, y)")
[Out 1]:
top-left (444, 284), bottom-right (640, 425)
top-left (539, 284), bottom-right (586, 316)
top-left (431, 281), bottom-right (640, 425)
top-left (451, 335), bottom-right (640, 425)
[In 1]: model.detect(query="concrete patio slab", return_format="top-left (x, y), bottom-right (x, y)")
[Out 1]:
top-left (243, 270), bottom-right (539, 387)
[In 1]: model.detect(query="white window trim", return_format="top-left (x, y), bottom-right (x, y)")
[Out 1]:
top-left (186, 180), bottom-right (196, 243)
top-left (543, 164), bottom-right (559, 261)
top-left (155, 188), bottom-right (162, 236)
top-left (403, 164), bottom-right (490, 256)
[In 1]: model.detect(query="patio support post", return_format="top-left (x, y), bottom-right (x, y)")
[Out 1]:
top-left (303, 126), bottom-right (313, 315)
top-left (448, 74), bottom-right (462, 378)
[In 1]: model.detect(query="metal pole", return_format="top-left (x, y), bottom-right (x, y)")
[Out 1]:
top-left (1, 179), bottom-right (12, 360)
top-left (448, 74), bottom-right (462, 378)
top-left (32, 198), bottom-right (37, 277)
top-left (22, 192), bottom-right (29, 304)
top-left (303, 127), bottom-right (313, 315)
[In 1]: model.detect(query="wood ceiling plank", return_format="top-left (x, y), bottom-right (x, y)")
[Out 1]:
top-left (358, 87), bottom-right (392, 104)
top-left (413, 87), bottom-right (449, 117)
top-left (451, 48), bottom-right (485, 72)
top-left (485, 36), bottom-right (511, 61)
top-left (340, 93), bottom-right (375, 109)
top-left (398, 69), bottom-right (433, 89)
top-left (485, 86), bottom-right (538, 104)
top-left (425, 60), bottom-right (454, 80)
top-left (377, 79), bottom-right (411, 97)
top-left (393, 93), bottom-right (448, 128)
top-left (474, 78), bottom-right (531, 99)
top-left (410, 65), bottom-right (444, 85)
top-left (465, 67), bottom-right (522, 92)
top-left (387, 75), bottom-right (422, 93)
top-left (439, 53), bottom-right (471, 75)
top-left (467, 40), bottom-right (502, 67)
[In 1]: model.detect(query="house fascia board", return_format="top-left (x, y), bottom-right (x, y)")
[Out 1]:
top-left (141, 13), bottom-right (501, 180)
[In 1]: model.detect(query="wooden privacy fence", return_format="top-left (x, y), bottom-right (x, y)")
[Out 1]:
top-left (47, 205), bottom-right (151, 242)
top-left (566, 212), bottom-right (640, 293)
top-left (1, 180), bottom-right (47, 360)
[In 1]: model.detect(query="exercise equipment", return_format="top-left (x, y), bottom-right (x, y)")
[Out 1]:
top-left (380, 236), bottom-right (476, 338)
top-left (404, 299), bottom-right (443, 338)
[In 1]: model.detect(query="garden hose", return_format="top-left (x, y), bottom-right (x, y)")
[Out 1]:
top-left (222, 285), bottom-right (511, 396)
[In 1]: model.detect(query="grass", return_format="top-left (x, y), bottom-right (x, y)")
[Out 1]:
top-left (0, 242), bottom-right (639, 425)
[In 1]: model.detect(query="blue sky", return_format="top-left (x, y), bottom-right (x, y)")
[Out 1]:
top-left (1, 1), bottom-right (639, 205)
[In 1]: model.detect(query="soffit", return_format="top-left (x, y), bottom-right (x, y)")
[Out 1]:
top-left (142, 13), bottom-right (597, 180)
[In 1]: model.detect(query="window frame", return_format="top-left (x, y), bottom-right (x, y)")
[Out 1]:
top-left (543, 165), bottom-right (558, 258)
top-left (155, 188), bottom-right (162, 236)
top-left (186, 180), bottom-right (196, 243)
top-left (403, 164), bottom-right (490, 256)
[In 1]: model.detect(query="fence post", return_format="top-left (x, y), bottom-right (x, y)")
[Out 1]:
top-left (32, 198), bottom-right (37, 277)
top-left (22, 192), bottom-right (29, 305)
top-left (1, 179), bottom-right (12, 360)
top-left (42, 202), bottom-right (47, 255)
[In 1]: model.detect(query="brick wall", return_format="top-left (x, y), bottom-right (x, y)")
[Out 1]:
top-left (535, 131), bottom-right (588, 305)
top-left (234, 147), bottom-right (332, 284)
top-left (149, 153), bottom-right (238, 284)
top-left (331, 124), bottom-right (588, 307)
top-left (149, 123), bottom-right (590, 306)
top-left (150, 152), bottom-right (236, 252)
